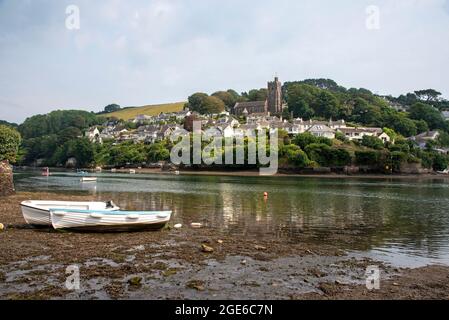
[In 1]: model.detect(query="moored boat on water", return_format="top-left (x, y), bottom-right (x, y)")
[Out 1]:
top-left (20, 200), bottom-right (120, 227)
top-left (80, 177), bottom-right (97, 182)
top-left (50, 209), bottom-right (172, 232)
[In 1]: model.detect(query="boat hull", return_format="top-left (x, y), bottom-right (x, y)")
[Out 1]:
top-left (21, 205), bottom-right (51, 226)
top-left (50, 209), bottom-right (172, 232)
top-left (21, 201), bottom-right (120, 227)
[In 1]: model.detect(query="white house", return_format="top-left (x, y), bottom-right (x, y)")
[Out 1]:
top-left (306, 124), bottom-right (336, 139)
top-left (85, 127), bottom-right (102, 144)
top-left (409, 131), bottom-right (440, 149)
top-left (337, 127), bottom-right (384, 141)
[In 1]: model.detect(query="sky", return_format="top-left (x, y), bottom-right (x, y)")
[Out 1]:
top-left (0, 0), bottom-right (449, 124)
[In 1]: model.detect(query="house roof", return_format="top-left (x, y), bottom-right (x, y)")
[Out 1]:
top-left (234, 101), bottom-right (266, 110)
top-left (307, 124), bottom-right (335, 133)
top-left (338, 127), bottom-right (382, 134)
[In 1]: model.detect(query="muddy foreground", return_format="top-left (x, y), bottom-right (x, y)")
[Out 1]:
top-left (1, 192), bottom-right (448, 300)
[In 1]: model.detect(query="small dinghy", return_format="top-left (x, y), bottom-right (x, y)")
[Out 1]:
top-left (50, 209), bottom-right (172, 232)
top-left (21, 200), bottom-right (120, 227)
top-left (80, 177), bottom-right (97, 182)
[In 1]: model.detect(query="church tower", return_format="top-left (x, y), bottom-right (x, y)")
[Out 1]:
top-left (267, 76), bottom-right (282, 114)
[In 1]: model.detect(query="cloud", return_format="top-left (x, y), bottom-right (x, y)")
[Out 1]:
top-left (0, 0), bottom-right (449, 123)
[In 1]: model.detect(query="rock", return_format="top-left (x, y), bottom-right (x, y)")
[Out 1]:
top-left (393, 282), bottom-right (399, 286)
top-left (174, 224), bottom-right (182, 229)
top-left (128, 276), bottom-right (142, 287)
top-left (191, 223), bottom-right (203, 229)
top-left (162, 269), bottom-right (178, 277)
top-left (241, 259), bottom-right (247, 265)
top-left (217, 240), bottom-right (224, 244)
top-left (254, 245), bottom-right (267, 251)
top-left (201, 244), bottom-right (214, 253)
top-left (0, 223), bottom-right (4, 231)
top-left (186, 280), bottom-right (205, 291)
top-left (0, 161), bottom-right (14, 197)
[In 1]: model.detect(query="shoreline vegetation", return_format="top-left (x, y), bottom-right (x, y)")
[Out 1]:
top-left (1, 191), bottom-right (448, 300)
top-left (15, 165), bottom-right (449, 180)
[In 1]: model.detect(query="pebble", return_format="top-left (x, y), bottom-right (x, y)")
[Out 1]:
top-left (128, 276), bottom-right (143, 286)
top-left (174, 224), bottom-right (182, 229)
top-left (201, 244), bottom-right (214, 253)
top-left (191, 223), bottom-right (203, 229)
top-left (0, 223), bottom-right (4, 231)
top-left (217, 240), bottom-right (224, 244)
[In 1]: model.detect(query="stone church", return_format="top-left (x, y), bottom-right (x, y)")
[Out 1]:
top-left (233, 77), bottom-right (283, 116)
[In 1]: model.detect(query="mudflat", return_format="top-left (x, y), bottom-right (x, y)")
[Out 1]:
top-left (1, 192), bottom-right (448, 300)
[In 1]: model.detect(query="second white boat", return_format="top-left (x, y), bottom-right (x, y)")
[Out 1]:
top-left (50, 209), bottom-right (172, 232)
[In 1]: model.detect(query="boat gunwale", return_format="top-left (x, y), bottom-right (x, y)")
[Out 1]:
top-left (49, 209), bottom-right (172, 216)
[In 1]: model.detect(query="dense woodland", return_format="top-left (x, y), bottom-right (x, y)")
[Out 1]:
top-left (1, 79), bottom-right (449, 172)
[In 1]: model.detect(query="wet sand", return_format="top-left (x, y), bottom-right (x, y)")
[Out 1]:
top-left (1, 192), bottom-right (448, 300)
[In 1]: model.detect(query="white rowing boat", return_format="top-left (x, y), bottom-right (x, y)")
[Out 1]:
top-left (80, 177), bottom-right (97, 182)
top-left (20, 200), bottom-right (120, 227)
top-left (50, 209), bottom-right (172, 232)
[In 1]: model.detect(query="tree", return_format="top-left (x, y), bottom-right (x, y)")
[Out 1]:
top-left (284, 145), bottom-right (311, 167)
top-left (0, 125), bottom-right (22, 163)
top-left (409, 102), bottom-right (446, 130)
top-left (361, 135), bottom-right (384, 150)
top-left (414, 89), bottom-right (442, 103)
top-left (304, 143), bottom-right (333, 167)
top-left (186, 93), bottom-right (210, 114)
top-left (413, 120), bottom-right (429, 134)
top-left (244, 89), bottom-right (268, 102)
top-left (0, 120), bottom-right (18, 128)
top-left (19, 110), bottom-right (100, 139)
top-left (287, 84), bottom-right (317, 119)
top-left (332, 148), bottom-right (352, 167)
top-left (384, 113), bottom-right (417, 137)
top-left (104, 104), bottom-right (121, 113)
top-left (432, 153), bottom-right (448, 171)
top-left (64, 138), bottom-right (94, 168)
top-left (316, 91), bottom-right (339, 119)
top-left (201, 96), bottom-right (225, 114)
top-left (58, 127), bottom-right (82, 145)
top-left (212, 91), bottom-right (237, 110)
top-left (293, 133), bottom-right (319, 149)
top-left (355, 150), bottom-right (379, 166)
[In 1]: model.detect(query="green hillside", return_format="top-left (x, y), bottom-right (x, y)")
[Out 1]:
top-left (106, 102), bottom-right (186, 120)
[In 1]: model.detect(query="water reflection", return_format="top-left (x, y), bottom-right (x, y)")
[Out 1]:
top-left (14, 171), bottom-right (449, 266)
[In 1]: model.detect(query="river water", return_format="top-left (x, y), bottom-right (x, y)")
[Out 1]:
top-left (14, 171), bottom-right (449, 268)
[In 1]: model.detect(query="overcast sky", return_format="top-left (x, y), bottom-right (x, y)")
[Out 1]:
top-left (1, 0), bottom-right (448, 123)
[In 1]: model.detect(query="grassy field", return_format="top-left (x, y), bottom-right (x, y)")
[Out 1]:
top-left (106, 102), bottom-right (186, 120)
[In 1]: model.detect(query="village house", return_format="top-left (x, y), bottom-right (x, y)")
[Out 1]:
top-left (132, 114), bottom-right (154, 124)
top-left (337, 127), bottom-right (390, 143)
top-left (85, 127), bottom-right (102, 144)
top-left (306, 124), bottom-right (336, 139)
top-left (409, 131), bottom-right (440, 149)
top-left (442, 111), bottom-right (449, 121)
top-left (216, 115), bottom-right (240, 128)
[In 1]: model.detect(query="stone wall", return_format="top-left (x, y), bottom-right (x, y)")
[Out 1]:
top-left (0, 160), bottom-right (14, 197)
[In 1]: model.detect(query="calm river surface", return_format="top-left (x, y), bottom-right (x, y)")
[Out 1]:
top-left (13, 170), bottom-right (449, 268)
